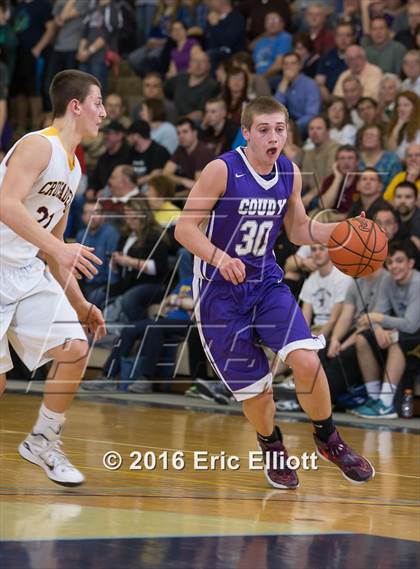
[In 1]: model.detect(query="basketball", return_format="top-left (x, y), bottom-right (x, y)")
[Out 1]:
top-left (327, 217), bottom-right (388, 277)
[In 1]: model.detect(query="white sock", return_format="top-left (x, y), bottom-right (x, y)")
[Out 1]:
top-left (33, 403), bottom-right (66, 436)
top-left (365, 381), bottom-right (381, 400)
top-left (379, 383), bottom-right (397, 408)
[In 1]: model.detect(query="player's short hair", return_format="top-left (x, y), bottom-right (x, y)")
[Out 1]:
top-left (148, 174), bottom-right (176, 199)
top-left (49, 70), bottom-right (101, 118)
top-left (388, 239), bottom-right (417, 260)
top-left (394, 181), bottom-right (418, 198)
top-left (241, 97), bottom-right (289, 130)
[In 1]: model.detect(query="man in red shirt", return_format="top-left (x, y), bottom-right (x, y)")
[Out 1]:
top-left (163, 118), bottom-right (214, 196)
top-left (304, 3), bottom-right (335, 55)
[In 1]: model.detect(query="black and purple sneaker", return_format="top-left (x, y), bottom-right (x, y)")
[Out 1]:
top-left (314, 430), bottom-right (375, 484)
top-left (257, 426), bottom-right (300, 489)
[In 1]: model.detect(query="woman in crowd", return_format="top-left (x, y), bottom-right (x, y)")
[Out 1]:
top-left (146, 174), bottom-right (181, 227)
top-left (358, 124), bottom-right (402, 188)
top-left (223, 66), bottom-right (249, 125)
top-left (230, 51), bottom-right (272, 99)
top-left (140, 97), bottom-right (178, 153)
top-left (293, 32), bottom-right (319, 78)
top-left (386, 91), bottom-right (420, 159)
top-left (166, 20), bottom-right (200, 76)
top-left (327, 97), bottom-right (357, 145)
top-left (101, 198), bottom-right (169, 323)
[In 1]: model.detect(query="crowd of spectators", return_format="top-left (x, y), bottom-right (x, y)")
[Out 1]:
top-left (1, 0), bottom-right (419, 418)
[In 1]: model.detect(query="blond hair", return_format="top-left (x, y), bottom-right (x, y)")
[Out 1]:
top-left (241, 97), bottom-right (289, 131)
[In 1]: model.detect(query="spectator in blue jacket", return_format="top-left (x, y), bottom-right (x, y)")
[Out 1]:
top-left (204, 0), bottom-right (246, 71)
top-left (75, 201), bottom-right (120, 303)
top-left (274, 51), bottom-right (322, 136)
top-left (315, 21), bottom-right (355, 100)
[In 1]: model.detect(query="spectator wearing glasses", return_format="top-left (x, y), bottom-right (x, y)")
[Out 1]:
top-left (400, 50), bottom-right (420, 97)
top-left (252, 11), bottom-right (292, 78)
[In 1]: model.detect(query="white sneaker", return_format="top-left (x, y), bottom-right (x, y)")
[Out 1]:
top-left (18, 426), bottom-right (85, 486)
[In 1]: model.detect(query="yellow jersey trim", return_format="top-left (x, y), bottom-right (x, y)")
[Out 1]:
top-left (40, 126), bottom-right (76, 171)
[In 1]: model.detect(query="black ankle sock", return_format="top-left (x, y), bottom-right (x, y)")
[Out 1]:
top-left (257, 426), bottom-right (282, 444)
top-left (313, 415), bottom-right (335, 442)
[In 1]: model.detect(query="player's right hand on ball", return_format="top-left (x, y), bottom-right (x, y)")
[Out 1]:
top-left (218, 256), bottom-right (246, 285)
top-left (58, 243), bottom-right (102, 279)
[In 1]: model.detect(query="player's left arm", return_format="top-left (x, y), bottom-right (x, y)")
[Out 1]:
top-left (284, 163), bottom-right (339, 245)
top-left (44, 211), bottom-right (106, 339)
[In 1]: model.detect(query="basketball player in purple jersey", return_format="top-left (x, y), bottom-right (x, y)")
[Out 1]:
top-left (176, 97), bottom-right (374, 488)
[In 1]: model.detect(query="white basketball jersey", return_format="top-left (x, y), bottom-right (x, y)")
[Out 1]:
top-left (0, 127), bottom-right (81, 268)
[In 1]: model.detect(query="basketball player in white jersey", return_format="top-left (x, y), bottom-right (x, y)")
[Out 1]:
top-left (0, 70), bottom-right (107, 486)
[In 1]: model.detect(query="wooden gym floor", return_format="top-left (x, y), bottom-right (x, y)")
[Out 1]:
top-left (0, 391), bottom-right (419, 569)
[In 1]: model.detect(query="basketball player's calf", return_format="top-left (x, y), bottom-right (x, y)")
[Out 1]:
top-left (243, 389), bottom-right (300, 489)
top-left (18, 339), bottom-right (89, 487)
top-left (286, 349), bottom-right (375, 484)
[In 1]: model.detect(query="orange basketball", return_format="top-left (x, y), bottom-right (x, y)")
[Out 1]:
top-left (327, 217), bottom-right (388, 277)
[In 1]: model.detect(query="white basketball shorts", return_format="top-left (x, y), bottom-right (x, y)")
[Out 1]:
top-left (0, 257), bottom-right (87, 374)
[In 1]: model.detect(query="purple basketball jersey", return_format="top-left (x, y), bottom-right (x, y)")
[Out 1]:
top-left (194, 147), bottom-right (294, 282)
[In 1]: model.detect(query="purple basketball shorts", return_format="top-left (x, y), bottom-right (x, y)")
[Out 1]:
top-left (193, 274), bottom-right (325, 401)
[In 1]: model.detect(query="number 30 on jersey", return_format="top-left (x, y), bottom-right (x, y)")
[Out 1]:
top-left (235, 220), bottom-right (273, 257)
